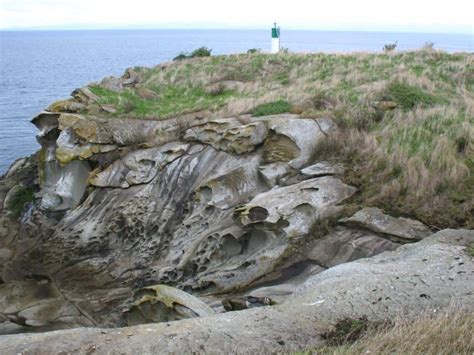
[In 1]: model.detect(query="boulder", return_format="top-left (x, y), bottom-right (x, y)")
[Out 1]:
top-left (372, 100), bottom-right (398, 110)
top-left (124, 285), bottom-right (214, 325)
top-left (340, 207), bottom-right (432, 242)
top-left (99, 76), bottom-right (123, 92)
top-left (100, 104), bottom-right (118, 114)
top-left (222, 296), bottom-right (276, 311)
top-left (204, 80), bottom-right (244, 95)
top-left (136, 87), bottom-right (158, 100)
top-left (301, 161), bottom-right (345, 177)
top-left (122, 68), bottom-right (140, 86)
top-left (71, 87), bottom-right (100, 104)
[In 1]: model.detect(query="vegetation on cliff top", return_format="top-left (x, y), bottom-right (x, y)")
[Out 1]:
top-left (87, 50), bottom-right (473, 229)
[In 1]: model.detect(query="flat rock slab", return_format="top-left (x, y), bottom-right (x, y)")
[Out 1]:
top-left (1, 229), bottom-right (472, 354)
top-left (340, 207), bottom-right (432, 242)
top-left (300, 161), bottom-right (345, 177)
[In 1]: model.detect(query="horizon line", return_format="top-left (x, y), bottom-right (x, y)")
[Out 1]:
top-left (1, 24), bottom-right (472, 35)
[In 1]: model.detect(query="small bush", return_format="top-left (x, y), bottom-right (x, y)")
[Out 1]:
top-left (384, 81), bottom-right (436, 109)
top-left (190, 47), bottom-right (212, 58)
top-left (383, 41), bottom-right (398, 52)
top-left (9, 187), bottom-right (34, 217)
top-left (251, 100), bottom-right (291, 116)
top-left (247, 48), bottom-right (261, 54)
top-left (173, 47), bottom-right (212, 61)
top-left (173, 52), bottom-right (188, 61)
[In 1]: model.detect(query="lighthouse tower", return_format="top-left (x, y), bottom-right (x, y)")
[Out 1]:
top-left (271, 23), bottom-right (280, 53)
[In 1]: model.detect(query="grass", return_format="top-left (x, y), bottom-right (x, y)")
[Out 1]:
top-left (382, 81), bottom-right (441, 109)
top-left (302, 309), bottom-right (474, 355)
top-left (251, 100), bottom-right (291, 116)
top-left (81, 49), bottom-right (472, 229)
top-left (89, 84), bottom-right (235, 119)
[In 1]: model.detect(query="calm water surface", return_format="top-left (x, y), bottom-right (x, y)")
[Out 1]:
top-left (0, 29), bottom-right (472, 173)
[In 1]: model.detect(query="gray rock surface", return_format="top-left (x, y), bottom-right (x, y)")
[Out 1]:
top-left (340, 207), bottom-right (432, 242)
top-left (0, 229), bottom-right (471, 354)
top-left (303, 226), bottom-right (401, 268)
top-left (301, 161), bottom-right (345, 177)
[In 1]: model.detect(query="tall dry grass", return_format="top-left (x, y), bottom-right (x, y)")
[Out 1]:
top-left (311, 309), bottom-right (474, 355)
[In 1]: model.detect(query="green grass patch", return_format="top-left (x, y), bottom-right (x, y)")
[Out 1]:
top-left (9, 187), bottom-right (34, 217)
top-left (251, 100), bottom-right (291, 116)
top-left (384, 81), bottom-right (439, 110)
top-left (90, 85), bottom-right (236, 119)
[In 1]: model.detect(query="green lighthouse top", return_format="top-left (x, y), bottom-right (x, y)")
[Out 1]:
top-left (272, 23), bottom-right (280, 38)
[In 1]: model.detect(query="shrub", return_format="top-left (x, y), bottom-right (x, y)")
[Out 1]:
top-left (173, 52), bottom-right (188, 61)
top-left (251, 100), bottom-right (291, 116)
top-left (384, 81), bottom-right (436, 109)
top-left (247, 48), bottom-right (261, 54)
top-left (383, 41), bottom-right (398, 52)
top-left (190, 47), bottom-right (212, 58)
top-left (173, 47), bottom-right (212, 61)
top-left (9, 186), bottom-right (34, 217)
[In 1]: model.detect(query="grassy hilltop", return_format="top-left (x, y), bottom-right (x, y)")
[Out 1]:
top-left (86, 50), bottom-right (473, 229)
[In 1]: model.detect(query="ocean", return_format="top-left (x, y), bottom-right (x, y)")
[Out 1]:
top-left (0, 29), bottom-right (472, 174)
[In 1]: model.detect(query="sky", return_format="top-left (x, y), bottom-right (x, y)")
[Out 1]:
top-left (0, 0), bottom-right (473, 33)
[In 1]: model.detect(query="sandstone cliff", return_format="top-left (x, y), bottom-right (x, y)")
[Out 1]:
top-left (0, 51), bottom-right (472, 353)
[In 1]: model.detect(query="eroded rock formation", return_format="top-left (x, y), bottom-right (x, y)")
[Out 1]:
top-left (1, 229), bottom-right (472, 354)
top-left (0, 71), bottom-right (471, 351)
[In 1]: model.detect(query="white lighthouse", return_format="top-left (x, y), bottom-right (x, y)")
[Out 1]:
top-left (271, 23), bottom-right (280, 53)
